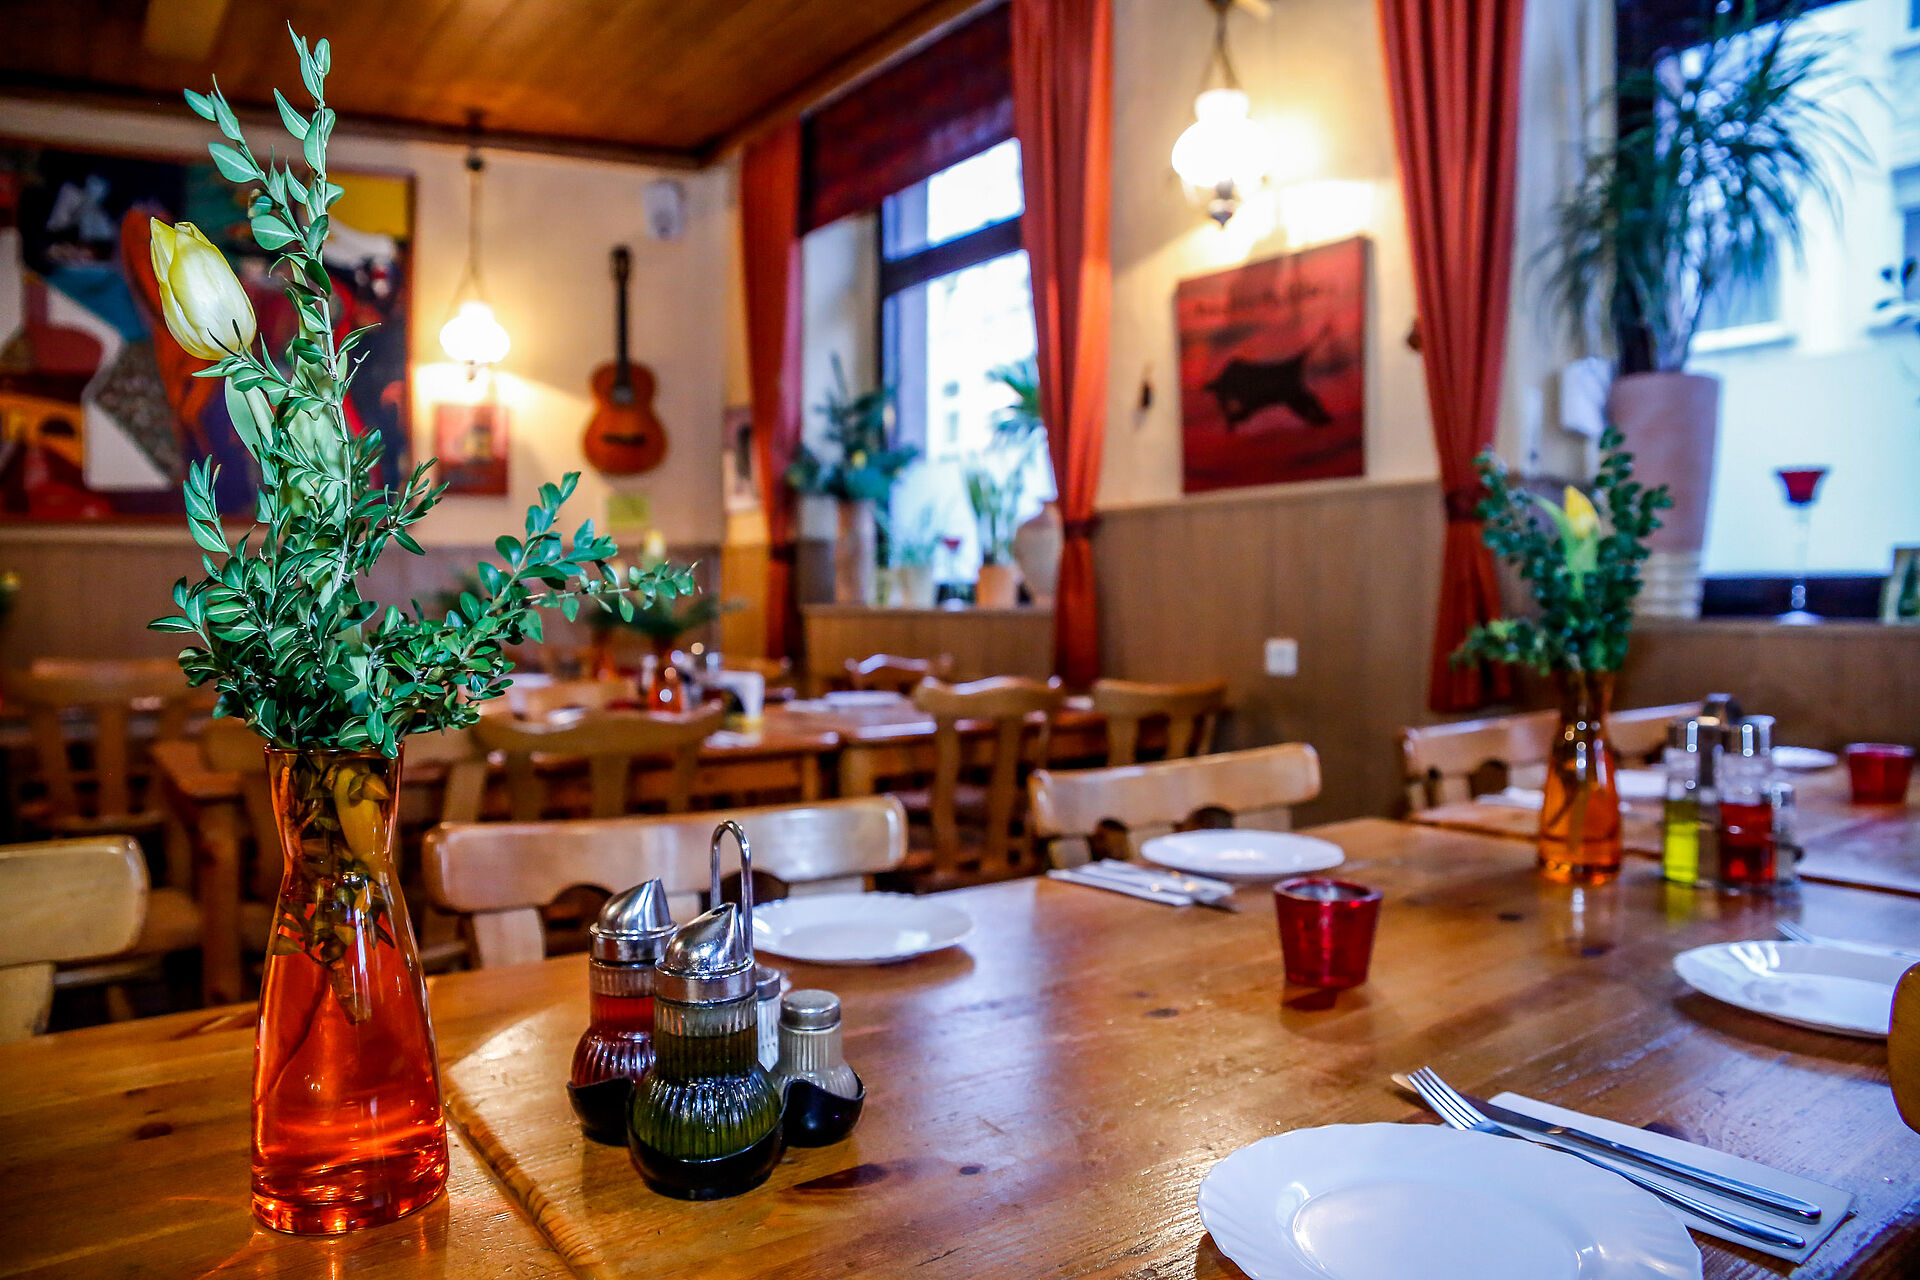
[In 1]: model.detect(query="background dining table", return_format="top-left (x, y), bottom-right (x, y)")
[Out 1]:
top-left (1409, 765), bottom-right (1920, 898)
top-left (3, 817), bottom-right (1916, 1279)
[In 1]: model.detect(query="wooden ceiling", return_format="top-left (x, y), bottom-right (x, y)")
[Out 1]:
top-left (0, 0), bottom-right (993, 166)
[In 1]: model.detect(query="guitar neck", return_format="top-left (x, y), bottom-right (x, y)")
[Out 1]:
top-left (612, 246), bottom-right (632, 389)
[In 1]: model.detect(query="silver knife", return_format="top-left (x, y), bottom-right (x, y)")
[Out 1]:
top-left (1471, 1094), bottom-right (1823, 1222)
top-left (1092, 861), bottom-right (1239, 905)
top-left (1073, 864), bottom-right (1239, 912)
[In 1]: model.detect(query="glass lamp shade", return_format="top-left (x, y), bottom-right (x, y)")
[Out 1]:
top-left (439, 299), bottom-right (511, 367)
top-left (1171, 88), bottom-right (1269, 221)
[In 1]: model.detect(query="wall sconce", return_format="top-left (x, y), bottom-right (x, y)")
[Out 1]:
top-left (439, 117), bottom-right (511, 376)
top-left (1171, 0), bottom-right (1272, 226)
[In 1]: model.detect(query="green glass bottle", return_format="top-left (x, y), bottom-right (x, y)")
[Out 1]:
top-left (627, 822), bottom-right (783, 1199)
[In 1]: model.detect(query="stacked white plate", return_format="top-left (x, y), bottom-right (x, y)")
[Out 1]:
top-left (1140, 829), bottom-right (1345, 881)
top-left (750, 892), bottom-right (972, 965)
top-left (1672, 940), bottom-right (1907, 1038)
top-left (1199, 1123), bottom-right (1702, 1279)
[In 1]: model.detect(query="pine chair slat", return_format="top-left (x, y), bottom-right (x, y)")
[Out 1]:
top-left (1400, 701), bottom-right (1701, 811)
top-left (1029, 743), bottom-right (1321, 866)
top-left (474, 705), bottom-right (724, 820)
top-left (908, 677), bottom-right (1064, 888)
top-left (1089, 678), bottom-right (1228, 766)
top-left (424, 796), bottom-right (909, 967)
top-left (845, 653), bottom-right (954, 694)
top-left (0, 837), bottom-right (147, 1041)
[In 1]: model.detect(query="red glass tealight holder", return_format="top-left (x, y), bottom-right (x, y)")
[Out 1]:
top-left (1273, 877), bottom-right (1382, 989)
top-left (1846, 744), bottom-right (1914, 806)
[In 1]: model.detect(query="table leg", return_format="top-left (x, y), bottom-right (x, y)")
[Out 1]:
top-left (800, 755), bottom-right (821, 802)
top-left (839, 747), bottom-right (876, 798)
top-left (197, 801), bottom-right (245, 1006)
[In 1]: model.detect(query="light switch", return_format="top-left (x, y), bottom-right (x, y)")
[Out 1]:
top-left (1264, 637), bottom-right (1298, 678)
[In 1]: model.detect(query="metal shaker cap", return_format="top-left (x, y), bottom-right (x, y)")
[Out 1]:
top-left (1733, 715), bottom-right (1774, 757)
top-left (1667, 718), bottom-right (1702, 753)
top-left (589, 879), bottom-right (675, 964)
top-left (780, 989), bottom-right (842, 1031)
top-left (755, 963), bottom-right (784, 1002)
top-left (653, 821), bottom-right (757, 1004)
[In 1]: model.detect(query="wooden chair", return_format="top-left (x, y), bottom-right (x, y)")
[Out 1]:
top-left (905, 676), bottom-right (1064, 889)
top-left (425, 796), bottom-right (909, 968)
top-left (1089, 678), bottom-right (1228, 766)
top-left (1400, 701), bottom-right (1701, 810)
top-left (1029, 743), bottom-right (1322, 867)
top-left (0, 837), bottom-right (147, 1041)
top-left (6, 659), bottom-right (210, 838)
top-left (474, 705), bottom-right (725, 820)
top-left (845, 653), bottom-right (953, 695)
top-left (512, 678), bottom-right (626, 723)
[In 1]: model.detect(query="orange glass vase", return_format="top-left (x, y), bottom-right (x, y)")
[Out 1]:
top-left (252, 747), bottom-right (448, 1235)
top-left (1536, 671), bottom-right (1623, 884)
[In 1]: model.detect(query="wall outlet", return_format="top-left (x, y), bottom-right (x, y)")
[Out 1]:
top-left (1264, 637), bottom-right (1298, 678)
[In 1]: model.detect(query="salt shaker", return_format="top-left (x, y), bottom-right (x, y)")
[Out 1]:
top-left (627, 822), bottom-right (783, 1199)
top-left (755, 964), bottom-right (785, 1069)
top-left (568, 880), bottom-right (674, 1144)
top-left (770, 989), bottom-right (865, 1147)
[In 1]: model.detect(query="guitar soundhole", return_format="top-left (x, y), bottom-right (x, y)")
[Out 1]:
top-left (611, 387), bottom-right (635, 407)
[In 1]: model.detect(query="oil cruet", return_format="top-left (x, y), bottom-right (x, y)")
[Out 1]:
top-left (627, 822), bottom-right (784, 1199)
top-left (568, 879), bottom-right (675, 1145)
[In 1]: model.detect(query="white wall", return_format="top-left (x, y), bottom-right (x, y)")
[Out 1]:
top-left (0, 96), bottom-right (734, 548)
top-left (1103, 0), bottom-right (1433, 509)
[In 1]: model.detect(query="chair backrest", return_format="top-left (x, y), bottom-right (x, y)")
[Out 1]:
top-left (1400, 701), bottom-right (1700, 810)
top-left (1029, 743), bottom-right (1322, 866)
top-left (845, 653), bottom-right (954, 694)
top-left (514, 678), bottom-right (625, 722)
top-left (0, 837), bottom-right (147, 1041)
top-left (911, 676), bottom-right (1064, 885)
top-left (474, 705), bottom-right (724, 820)
top-left (6, 659), bottom-right (205, 828)
top-left (424, 795), bottom-right (909, 967)
top-left (1089, 678), bottom-right (1228, 766)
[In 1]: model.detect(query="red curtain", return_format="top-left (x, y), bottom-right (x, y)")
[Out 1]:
top-left (741, 123), bottom-right (806, 661)
top-left (1012, 0), bottom-right (1112, 688)
top-left (1378, 0), bottom-right (1526, 712)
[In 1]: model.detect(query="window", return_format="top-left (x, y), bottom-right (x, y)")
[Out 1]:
top-left (880, 139), bottom-right (1051, 574)
top-left (1697, 255), bottom-right (1781, 333)
top-left (1904, 208), bottom-right (1920, 303)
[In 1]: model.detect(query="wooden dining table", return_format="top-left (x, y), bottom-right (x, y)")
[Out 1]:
top-left (1410, 765), bottom-right (1920, 897)
top-left (4, 817), bottom-right (1915, 1278)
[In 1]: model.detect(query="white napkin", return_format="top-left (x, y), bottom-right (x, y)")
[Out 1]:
top-left (781, 698), bottom-right (832, 713)
top-left (1490, 1092), bottom-right (1853, 1263)
top-left (1475, 788), bottom-right (1545, 810)
top-left (1617, 768), bottom-right (1668, 801)
top-left (1046, 868), bottom-right (1190, 906)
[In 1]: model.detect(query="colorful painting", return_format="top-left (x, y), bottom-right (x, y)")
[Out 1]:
top-left (0, 139), bottom-right (412, 520)
top-left (1176, 237), bottom-right (1368, 492)
top-left (433, 399), bottom-right (508, 495)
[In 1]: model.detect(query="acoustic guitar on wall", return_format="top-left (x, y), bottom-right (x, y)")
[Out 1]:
top-left (583, 245), bottom-right (667, 475)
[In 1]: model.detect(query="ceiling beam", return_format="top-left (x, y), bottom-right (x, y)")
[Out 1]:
top-left (140, 0), bottom-right (233, 63)
top-left (709, 0), bottom-right (1002, 160)
top-left (0, 74), bottom-right (708, 170)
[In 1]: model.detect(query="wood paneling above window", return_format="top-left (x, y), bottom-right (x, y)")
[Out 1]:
top-left (0, 0), bottom-right (996, 166)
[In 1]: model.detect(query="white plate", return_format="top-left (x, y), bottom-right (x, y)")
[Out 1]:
top-left (750, 892), bottom-right (972, 965)
top-left (1199, 1123), bottom-right (1701, 1280)
top-left (1140, 829), bottom-right (1345, 880)
top-left (1772, 746), bottom-right (1839, 772)
top-left (1672, 940), bottom-right (1907, 1038)
top-left (822, 690), bottom-right (905, 708)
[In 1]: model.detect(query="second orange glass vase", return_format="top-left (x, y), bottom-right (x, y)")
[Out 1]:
top-left (1537, 671), bottom-right (1623, 884)
top-left (252, 746), bottom-right (448, 1235)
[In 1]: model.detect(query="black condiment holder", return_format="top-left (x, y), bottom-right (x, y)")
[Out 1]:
top-left (779, 1075), bottom-right (865, 1147)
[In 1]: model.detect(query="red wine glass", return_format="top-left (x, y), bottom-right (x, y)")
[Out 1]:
top-left (1774, 466), bottom-right (1827, 623)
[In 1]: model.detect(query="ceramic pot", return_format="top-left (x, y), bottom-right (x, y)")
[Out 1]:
top-left (252, 747), bottom-right (447, 1234)
top-left (892, 563), bottom-right (937, 609)
top-left (1607, 371), bottom-right (1720, 618)
top-left (833, 500), bottom-right (877, 606)
top-left (975, 562), bottom-right (1021, 609)
top-left (1011, 501), bottom-right (1063, 605)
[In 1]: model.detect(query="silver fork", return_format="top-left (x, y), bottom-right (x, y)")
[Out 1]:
top-left (1407, 1068), bottom-right (1807, 1251)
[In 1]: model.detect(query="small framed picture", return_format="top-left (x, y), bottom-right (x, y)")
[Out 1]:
top-left (722, 404), bottom-right (759, 512)
top-left (433, 400), bottom-right (509, 496)
top-left (1883, 546), bottom-right (1920, 624)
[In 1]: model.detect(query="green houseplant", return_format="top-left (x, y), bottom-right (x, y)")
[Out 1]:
top-left (145, 30), bottom-right (692, 1236)
top-left (966, 462), bottom-right (1025, 608)
top-left (785, 355), bottom-right (916, 605)
top-left (1546, 2), bottom-right (1850, 615)
top-left (1456, 426), bottom-right (1671, 885)
top-left (990, 356), bottom-right (1063, 603)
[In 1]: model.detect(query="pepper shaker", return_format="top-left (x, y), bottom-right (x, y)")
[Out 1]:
top-left (769, 989), bottom-right (866, 1147)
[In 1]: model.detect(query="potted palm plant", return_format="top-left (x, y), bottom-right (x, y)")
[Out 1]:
top-left (1547, 3), bottom-right (1848, 615)
top-left (992, 358), bottom-right (1062, 604)
top-left (966, 462), bottom-right (1025, 608)
top-left (784, 356), bottom-right (916, 606)
top-left (146, 31), bottom-right (693, 1235)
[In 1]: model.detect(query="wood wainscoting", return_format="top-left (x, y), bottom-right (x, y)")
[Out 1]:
top-left (0, 526), bottom-right (719, 669)
top-left (1094, 478), bottom-right (1445, 824)
top-left (802, 603), bottom-right (1055, 689)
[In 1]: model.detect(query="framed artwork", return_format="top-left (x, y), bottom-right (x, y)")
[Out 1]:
top-left (1884, 546), bottom-right (1920, 624)
top-left (722, 403), bottom-right (758, 512)
top-left (433, 399), bottom-right (509, 496)
top-left (0, 138), bottom-right (413, 520)
top-left (1175, 236), bottom-right (1368, 493)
